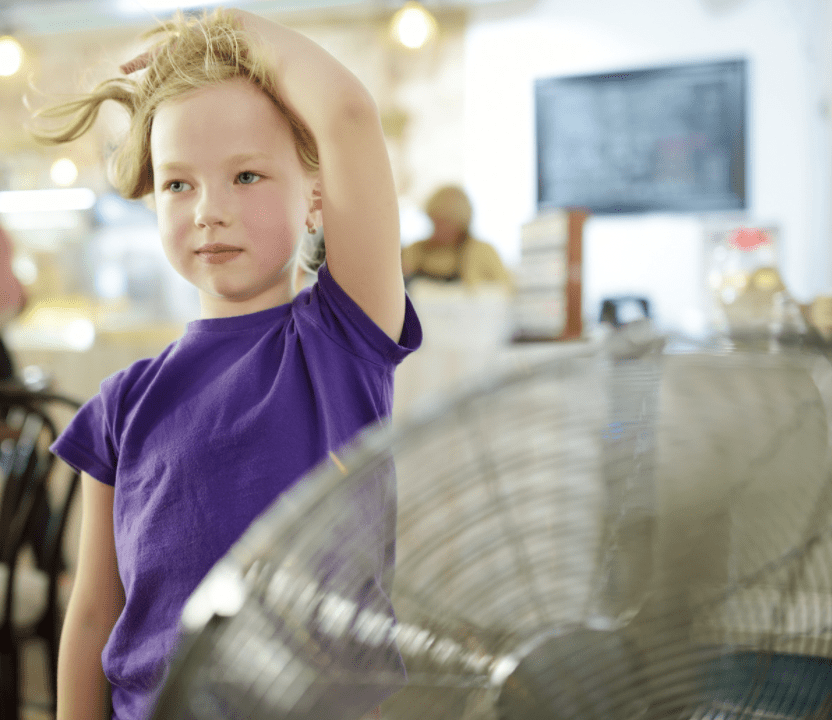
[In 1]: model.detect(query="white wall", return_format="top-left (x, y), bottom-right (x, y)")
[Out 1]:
top-left (464, 0), bottom-right (830, 335)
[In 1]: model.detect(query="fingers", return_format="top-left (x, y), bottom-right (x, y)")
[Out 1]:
top-left (119, 52), bottom-right (151, 75)
top-left (118, 9), bottom-right (244, 77)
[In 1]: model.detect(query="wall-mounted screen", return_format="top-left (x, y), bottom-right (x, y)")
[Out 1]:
top-left (536, 59), bottom-right (747, 214)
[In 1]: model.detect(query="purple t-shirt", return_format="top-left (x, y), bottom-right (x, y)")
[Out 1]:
top-left (51, 265), bottom-right (421, 720)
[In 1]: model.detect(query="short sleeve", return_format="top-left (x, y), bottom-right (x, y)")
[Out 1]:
top-left (302, 263), bottom-right (421, 367)
top-left (50, 382), bottom-right (120, 486)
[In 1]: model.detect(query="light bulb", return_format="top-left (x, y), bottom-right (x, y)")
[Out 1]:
top-left (51, 158), bottom-right (79, 187)
top-left (391, 2), bottom-right (437, 50)
top-left (0, 36), bottom-right (23, 77)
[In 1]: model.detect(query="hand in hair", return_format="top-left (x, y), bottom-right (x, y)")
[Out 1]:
top-left (118, 8), bottom-right (242, 76)
top-left (119, 52), bottom-right (152, 75)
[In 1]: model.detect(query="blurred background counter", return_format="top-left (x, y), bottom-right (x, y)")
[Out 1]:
top-left (2, 280), bottom-right (571, 420)
top-left (393, 279), bottom-right (596, 422)
top-left (6, 297), bottom-right (184, 401)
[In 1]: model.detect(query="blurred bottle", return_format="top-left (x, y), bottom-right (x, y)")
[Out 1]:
top-left (708, 226), bottom-right (803, 345)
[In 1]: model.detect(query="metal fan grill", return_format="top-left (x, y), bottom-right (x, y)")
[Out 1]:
top-left (150, 342), bottom-right (832, 720)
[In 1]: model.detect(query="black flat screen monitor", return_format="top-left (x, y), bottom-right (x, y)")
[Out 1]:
top-left (536, 58), bottom-right (747, 214)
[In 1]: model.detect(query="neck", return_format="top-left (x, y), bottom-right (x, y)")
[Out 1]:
top-left (199, 279), bottom-right (294, 319)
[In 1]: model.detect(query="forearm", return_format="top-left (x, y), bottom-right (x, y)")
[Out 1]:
top-left (57, 598), bottom-right (114, 720)
top-left (238, 10), bottom-right (378, 139)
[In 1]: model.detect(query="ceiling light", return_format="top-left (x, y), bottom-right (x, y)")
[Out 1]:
top-left (0, 36), bottom-right (23, 77)
top-left (391, 2), bottom-right (438, 50)
top-left (0, 188), bottom-right (96, 213)
top-left (50, 158), bottom-right (79, 187)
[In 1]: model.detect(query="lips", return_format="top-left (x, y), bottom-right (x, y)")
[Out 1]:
top-left (196, 243), bottom-right (243, 264)
top-left (197, 243), bottom-right (242, 254)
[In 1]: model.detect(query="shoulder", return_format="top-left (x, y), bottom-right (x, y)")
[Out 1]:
top-left (402, 240), bottom-right (428, 256)
top-left (74, 341), bottom-right (183, 438)
top-left (465, 237), bottom-right (501, 258)
top-left (401, 240), bottom-right (426, 276)
top-left (51, 354), bottom-right (159, 485)
top-left (401, 240), bottom-right (434, 270)
top-left (293, 264), bottom-right (421, 366)
top-left (100, 344), bottom-right (176, 402)
top-left (464, 238), bottom-right (509, 272)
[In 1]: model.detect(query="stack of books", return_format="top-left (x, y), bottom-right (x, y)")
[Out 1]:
top-left (513, 209), bottom-right (587, 341)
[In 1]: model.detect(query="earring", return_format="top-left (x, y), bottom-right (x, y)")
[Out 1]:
top-left (307, 200), bottom-right (319, 234)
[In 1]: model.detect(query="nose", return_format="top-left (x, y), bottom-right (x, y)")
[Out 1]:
top-left (194, 185), bottom-right (232, 228)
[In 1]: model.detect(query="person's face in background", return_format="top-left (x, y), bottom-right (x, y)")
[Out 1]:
top-left (429, 213), bottom-right (465, 247)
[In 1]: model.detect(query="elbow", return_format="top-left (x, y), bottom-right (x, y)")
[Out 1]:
top-left (330, 81), bottom-right (381, 134)
top-left (67, 580), bottom-right (124, 632)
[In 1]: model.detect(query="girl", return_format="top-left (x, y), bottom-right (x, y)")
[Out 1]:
top-left (33, 8), bottom-right (420, 719)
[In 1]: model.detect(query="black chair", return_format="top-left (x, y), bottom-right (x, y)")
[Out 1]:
top-left (0, 385), bottom-right (81, 720)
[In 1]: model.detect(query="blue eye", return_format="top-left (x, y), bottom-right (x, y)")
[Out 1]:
top-left (167, 181), bottom-right (191, 193)
top-left (237, 172), bottom-right (261, 185)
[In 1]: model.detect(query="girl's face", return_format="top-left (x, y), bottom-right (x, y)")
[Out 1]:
top-left (150, 78), bottom-right (318, 318)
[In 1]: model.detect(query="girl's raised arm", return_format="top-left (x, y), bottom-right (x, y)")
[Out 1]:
top-left (238, 10), bottom-right (406, 341)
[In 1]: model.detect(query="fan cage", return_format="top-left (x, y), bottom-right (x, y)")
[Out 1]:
top-left (152, 344), bottom-right (832, 720)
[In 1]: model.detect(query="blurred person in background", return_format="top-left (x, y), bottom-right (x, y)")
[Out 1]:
top-left (0, 223), bottom-right (26, 380)
top-left (402, 185), bottom-right (513, 289)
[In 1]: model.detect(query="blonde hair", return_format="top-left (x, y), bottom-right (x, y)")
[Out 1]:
top-left (30, 8), bottom-right (319, 200)
top-left (425, 185), bottom-right (473, 233)
top-left (296, 231), bottom-right (326, 277)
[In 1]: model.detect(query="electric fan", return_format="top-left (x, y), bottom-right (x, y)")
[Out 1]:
top-left (150, 336), bottom-right (832, 720)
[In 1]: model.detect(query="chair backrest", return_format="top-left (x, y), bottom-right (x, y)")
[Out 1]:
top-left (0, 402), bottom-right (54, 562)
top-left (0, 386), bottom-right (81, 625)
